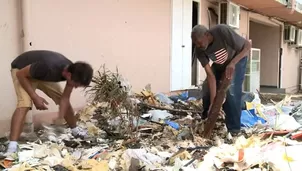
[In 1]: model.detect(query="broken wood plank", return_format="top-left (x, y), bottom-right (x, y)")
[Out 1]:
top-left (202, 73), bottom-right (231, 138)
top-left (139, 102), bottom-right (202, 115)
top-left (260, 131), bottom-right (290, 140)
top-left (256, 89), bottom-right (269, 104)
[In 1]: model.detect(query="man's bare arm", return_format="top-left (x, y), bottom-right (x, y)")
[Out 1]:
top-left (204, 64), bottom-right (216, 105)
top-left (230, 40), bottom-right (251, 65)
top-left (16, 65), bottom-right (39, 99)
top-left (58, 83), bottom-right (73, 118)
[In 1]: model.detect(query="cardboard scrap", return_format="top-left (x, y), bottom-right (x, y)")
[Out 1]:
top-left (0, 159), bottom-right (13, 169)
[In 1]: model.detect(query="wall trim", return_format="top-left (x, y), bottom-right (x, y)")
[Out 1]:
top-left (249, 12), bottom-right (280, 27)
top-left (260, 85), bottom-right (278, 88)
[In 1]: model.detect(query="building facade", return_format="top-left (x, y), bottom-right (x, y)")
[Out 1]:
top-left (0, 0), bottom-right (302, 136)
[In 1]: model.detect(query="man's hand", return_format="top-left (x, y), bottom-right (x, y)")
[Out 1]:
top-left (225, 62), bottom-right (235, 80)
top-left (33, 95), bottom-right (49, 110)
top-left (58, 83), bottom-right (73, 120)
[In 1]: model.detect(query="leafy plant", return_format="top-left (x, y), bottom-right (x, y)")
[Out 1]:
top-left (85, 65), bottom-right (139, 137)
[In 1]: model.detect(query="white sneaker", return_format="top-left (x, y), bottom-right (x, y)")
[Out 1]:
top-left (71, 127), bottom-right (88, 139)
top-left (5, 146), bottom-right (19, 161)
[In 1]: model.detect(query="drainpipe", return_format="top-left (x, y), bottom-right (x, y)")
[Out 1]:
top-left (207, 8), bottom-right (211, 28)
top-left (21, 0), bottom-right (32, 52)
top-left (21, 0), bottom-right (34, 133)
top-left (299, 49), bottom-right (302, 92)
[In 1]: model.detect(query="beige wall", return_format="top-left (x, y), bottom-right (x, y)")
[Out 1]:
top-left (247, 12), bottom-right (302, 93)
top-left (276, 14), bottom-right (302, 93)
top-left (0, 0), bottom-right (22, 136)
top-left (249, 21), bottom-right (280, 87)
top-left (282, 43), bottom-right (301, 93)
top-left (239, 10), bottom-right (249, 39)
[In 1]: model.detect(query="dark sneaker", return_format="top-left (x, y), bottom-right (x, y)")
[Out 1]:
top-left (229, 130), bottom-right (241, 137)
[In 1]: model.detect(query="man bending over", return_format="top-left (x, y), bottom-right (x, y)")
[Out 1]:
top-left (8, 50), bottom-right (93, 154)
top-left (191, 24), bottom-right (251, 134)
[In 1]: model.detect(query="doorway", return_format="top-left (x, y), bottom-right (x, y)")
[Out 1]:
top-left (191, 4), bottom-right (217, 86)
top-left (191, 1), bottom-right (200, 86)
top-left (249, 20), bottom-right (281, 92)
top-left (171, 0), bottom-right (200, 91)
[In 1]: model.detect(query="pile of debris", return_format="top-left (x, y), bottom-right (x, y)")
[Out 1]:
top-left (1, 66), bottom-right (302, 171)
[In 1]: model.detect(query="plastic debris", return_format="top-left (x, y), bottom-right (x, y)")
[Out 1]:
top-left (2, 69), bottom-right (302, 171)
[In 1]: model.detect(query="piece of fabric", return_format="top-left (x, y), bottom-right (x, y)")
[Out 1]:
top-left (202, 56), bottom-right (247, 132)
top-left (241, 109), bottom-right (266, 128)
top-left (11, 69), bottom-right (63, 108)
top-left (11, 50), bottom-right (72, 82)
top-left (195, 24), bottom-right (246, 70)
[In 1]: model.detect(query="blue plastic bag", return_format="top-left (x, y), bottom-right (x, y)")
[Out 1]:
top-left (165, 120), bottom-right (180, 130)
top-left (241, 109), bottom-right (266, 128)
top-left (169, 91), bottom-right (189, 102)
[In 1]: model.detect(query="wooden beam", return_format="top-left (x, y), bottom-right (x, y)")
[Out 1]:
top-left (139, 103), bottom-right (202, 115)
top-left (202, 73), bottom-right (231, 138)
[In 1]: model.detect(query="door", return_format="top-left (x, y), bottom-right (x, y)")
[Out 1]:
top-left (244, 48), bottom-right (261, 92)
top-left (171, 0), bottom-right (193, 91)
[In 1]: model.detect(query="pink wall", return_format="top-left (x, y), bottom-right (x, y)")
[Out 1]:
top-left (0, 0), bottom-right (22, 136)
top-left (25, 0), bottom-right (171, 115)
top-left (0, 0), bottom-right (172, 136)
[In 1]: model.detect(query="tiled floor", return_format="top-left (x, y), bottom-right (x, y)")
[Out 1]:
top-left (260, 86), bottom-right (286, 94)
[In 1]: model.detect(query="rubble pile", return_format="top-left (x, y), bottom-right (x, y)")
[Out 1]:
top-left (1, 67), bottom-right (302, 171)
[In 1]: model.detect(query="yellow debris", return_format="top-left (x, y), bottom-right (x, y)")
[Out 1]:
top-left (169, 151), bottom-right (191, 165)
top-left (282, 153), bottom-right (294, 162)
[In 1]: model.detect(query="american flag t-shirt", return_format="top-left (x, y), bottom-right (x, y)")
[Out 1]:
top-left (213, 48), bottom-right (228, 64)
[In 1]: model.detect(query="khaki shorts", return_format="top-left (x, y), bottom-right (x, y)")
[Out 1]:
top-left (11, 69), bottom-right (63, 108)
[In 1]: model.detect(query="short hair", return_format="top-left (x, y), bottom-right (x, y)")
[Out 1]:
top-left (67, 61), bottom-right (93, 86)
top-left (191, 25), bottom-right (209, 41)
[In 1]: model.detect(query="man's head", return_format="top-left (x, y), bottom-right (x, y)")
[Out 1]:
top-left (63, 62), bottom-right (93, 88)
top-left (191, 25), bottom-right (211, 50)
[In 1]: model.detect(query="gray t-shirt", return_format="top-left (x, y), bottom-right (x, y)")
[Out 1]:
top-left (11, 50), bottom-right (72, 82)
top-left (194, 24), bottom-right (246, 71)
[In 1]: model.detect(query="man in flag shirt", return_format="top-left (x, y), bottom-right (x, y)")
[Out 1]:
top-left (191, 24), bottom-right (251, 134)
